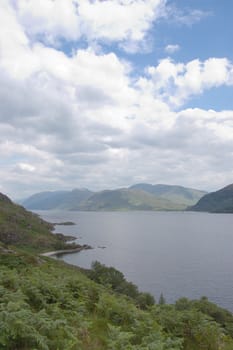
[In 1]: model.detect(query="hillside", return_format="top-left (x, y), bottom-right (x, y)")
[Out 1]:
top-left (78, 188), bottom-right (184, 211)
top-left (21, 184), bottom-right (206, 211)
top-left (190, 184), bottom-right (233, 213)
top-left (2, 252), bottom-right (233, 350)
top-left (22, 188), bottom-right (93, 210)
top-left (0, 193), bottom-right (82, 253)
top-left (1, 191), bottom-right (233, 349)
top-left (130, 183), bottom-right (207, 207)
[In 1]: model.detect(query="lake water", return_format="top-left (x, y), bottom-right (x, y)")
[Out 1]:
top-left (37, 210), bottom-right (233, 312)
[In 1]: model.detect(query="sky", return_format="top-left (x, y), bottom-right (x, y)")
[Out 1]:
top-left (0, 0), bottom-right (233, 199)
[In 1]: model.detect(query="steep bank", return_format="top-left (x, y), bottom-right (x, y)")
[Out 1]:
top-left (0, 192), bottom-right (87, 253)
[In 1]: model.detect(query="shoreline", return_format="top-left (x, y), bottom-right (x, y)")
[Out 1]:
top-left (41, 244), bottom-right (92, 257)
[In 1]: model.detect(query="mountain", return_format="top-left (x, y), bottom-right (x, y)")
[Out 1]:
top-left (21, 190), bottom-right (70, 209)
top-left (21, 184), bottom-right (206, 211)
top-left (61, 188), bottom-right (94, 209)
top-left (78, 188), bottom-right (184, 211)
top-left (190, 184), bottom-right (233, 213)
top-left (130, 183), bottom-right (207, 207)
top-left (22, 188), bottom-right (93, 210)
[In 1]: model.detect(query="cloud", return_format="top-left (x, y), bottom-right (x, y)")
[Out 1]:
top-left (162, 3), bottom-right (211, 26)
top-left (165, 44), bottom-right (180, 54)
top-left (78, 0), bottom-right (162, 42)
top-left (143, 57), bottom-right (233, 106)
top-left (0, 0), bottom-right (233, 198)
top-left (14, 0), bottom-right (165, 52)
top-left (1, 48), bottom-right (233, 197)
top-left (16, 0), bottom-right (81, 43)
top-left (17, 163), bottom-right (36, 172)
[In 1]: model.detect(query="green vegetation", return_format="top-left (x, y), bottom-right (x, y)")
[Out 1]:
top-left (190, 184), bottom-right (233, 213)
top-left (1, 252), bottom-right (233, 350)
top-left (1, 191), bottom-right (233, 349)
top-left (130, 184), bottom-right (207, 207)
top-left (87, 261), bottom-right (155, 309)
top-left (78, 188), bottom-right (185, 211)
top-left (0, 193), bottom-right (80, 253)
top-left (21, 184), bottom-right (206, 211)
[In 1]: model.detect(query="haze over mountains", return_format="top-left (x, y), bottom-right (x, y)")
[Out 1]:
top-left (21, 189), bottom-right (93, 211)
top-left (21, 184), bottom-right (207, 211)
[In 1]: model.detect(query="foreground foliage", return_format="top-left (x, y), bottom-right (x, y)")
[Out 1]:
top-left (87, 261), bottom-right (155, 309)
top-left (1, 252), bottom-right (233, 350)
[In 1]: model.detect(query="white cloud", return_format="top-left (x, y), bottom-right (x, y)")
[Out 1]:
top-left (16, 0), bottom-right (81, 42)
top-left (14, 0), bottom-right (165, 51)
top-left (0, 0), bottom-right (39, 79)
top-left (18, 163), bottom-right (36, 172)
top-left (165, 44), bottom-right (180, 54)
top-left (162, 4), bottom-right (211, 26)
top-left (144, 57), bottom-right (233, 106)
top-left (77, 0), bottom-right (163, 42)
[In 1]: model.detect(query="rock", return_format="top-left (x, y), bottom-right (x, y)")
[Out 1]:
top-left (82, 244), bottom-right (92, 250)
top-left (55, 233), bottom-right (76, 242)
top-left (53, 221), bottom-right (76, 226)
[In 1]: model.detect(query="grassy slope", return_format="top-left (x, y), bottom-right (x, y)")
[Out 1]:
top-left (1, 192), bottom-right (233, 349)
top-left (78, 189), bottom-right (184, 211)
top-left (130, 184), bottom-right (207, 207)
top-left (0, 193), bottom-right (72, 253)
top-left (158, 188), bottom-right (206, 207)
top-left (1, 250), bottom-right (233, 350)
top-left (0, 251), bottom-right (173, 350)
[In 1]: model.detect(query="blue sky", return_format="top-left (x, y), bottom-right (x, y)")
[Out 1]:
top-left (0, 0), bottom-right (233, 198)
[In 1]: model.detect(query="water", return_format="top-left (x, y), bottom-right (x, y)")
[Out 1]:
top-left (36, 210), bottom-right (233, 312)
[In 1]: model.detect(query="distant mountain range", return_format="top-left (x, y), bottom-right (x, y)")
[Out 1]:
top-left (21, 184), bottom-right (207, 211)
top-left (21, 189), bottom-right (93, 210)
top-left (189, 184), bottom-right (233, 213)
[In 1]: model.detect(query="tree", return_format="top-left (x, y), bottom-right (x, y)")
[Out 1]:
top-left (159, 293), bottom-right (166, 305)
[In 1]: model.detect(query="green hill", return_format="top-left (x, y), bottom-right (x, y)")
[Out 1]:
top-left (0, 193), bottom-right (79, 253)
top-left (1, 191), bottom-right (233, 349)
top-left (79, 188), bottom-right (184, 211)
top-left (189, 184), bottom-right (233, 213)
top-left (130, 183), bottom-right (207, 207)
top-left (21, 184), bottom-right (206, 211)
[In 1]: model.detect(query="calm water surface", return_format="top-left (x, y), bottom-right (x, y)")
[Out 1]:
top-left (37, 211), bottom-right (233, 312)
